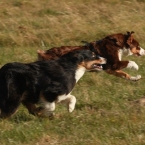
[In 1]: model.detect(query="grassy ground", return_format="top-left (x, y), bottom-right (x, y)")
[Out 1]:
top-left (1, 0), bottom-right (145, 144)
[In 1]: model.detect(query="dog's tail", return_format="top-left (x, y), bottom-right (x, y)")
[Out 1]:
top-left (37, 50), bottom-right (46, 61)
top-left (37, 49), bottom-right (45, 54)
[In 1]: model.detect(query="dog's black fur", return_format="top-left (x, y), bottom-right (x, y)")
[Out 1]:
top-left (0, 49), bottom-right (106, 118)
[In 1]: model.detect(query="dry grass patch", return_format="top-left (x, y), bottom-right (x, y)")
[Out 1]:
top-left (0, 0), bottom-right (145, 145)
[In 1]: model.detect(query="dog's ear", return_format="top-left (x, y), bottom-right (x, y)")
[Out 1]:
top-left (126, 31), bottom-right (135, 44)
top-left (126, 31), bottom-right (134, 35)
top-left (72, 50), bottom-right (94, 63)
top-left (72, 52), bottom-right (84, 63)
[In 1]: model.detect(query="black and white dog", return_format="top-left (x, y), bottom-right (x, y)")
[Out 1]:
top-left (0, 50), bottom-right (106, 118)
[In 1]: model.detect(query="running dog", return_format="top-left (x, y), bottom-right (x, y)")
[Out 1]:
top-left (38, 31), bottom-right (145, 81)
top-left (0, 49), bottom-right (106, 118)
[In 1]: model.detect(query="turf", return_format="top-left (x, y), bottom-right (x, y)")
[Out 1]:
top-left (0, 0), bottom-right (145, 145)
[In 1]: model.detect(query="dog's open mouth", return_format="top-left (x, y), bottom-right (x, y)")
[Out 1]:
top-left (91, 63), bottom-right (103, 70)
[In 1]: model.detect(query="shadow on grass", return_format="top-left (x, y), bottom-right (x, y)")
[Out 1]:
top-left (76, 103), bottom-right (99, 111)
top-left (9, 112), bottom-right (35, 123)
top-left (76, 101), bottom-right (112, 111)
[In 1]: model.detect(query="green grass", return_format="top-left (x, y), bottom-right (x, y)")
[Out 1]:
top-left (1, 0), bottom-right (145, 145)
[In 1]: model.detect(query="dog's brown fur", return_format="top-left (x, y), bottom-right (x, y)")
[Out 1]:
top-left (37, 46), bottom-right (89, 60)
top-left (38, 31), bottom-right (145, 81)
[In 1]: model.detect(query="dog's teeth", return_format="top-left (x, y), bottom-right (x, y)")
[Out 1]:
top-left (93, 64), bottom-right (97, 67)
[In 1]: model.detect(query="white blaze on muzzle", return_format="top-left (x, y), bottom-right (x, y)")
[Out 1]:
top-left (99, 57), bottom-right (107, 64)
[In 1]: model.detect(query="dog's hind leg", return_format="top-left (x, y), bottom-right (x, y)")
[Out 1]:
top-left (106, 69), bottom-right (141, 81)
top-left (0, 87), bottom-right (21, 118)
top-left (0, 99), bottom-right (21, 118)
top-left (0, 82), bottom-right (24, 118)
top-left (37, 102), bottom-right (55, 118)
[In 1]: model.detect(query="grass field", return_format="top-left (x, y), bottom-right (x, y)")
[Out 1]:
top-left (1, 0), bottom-right (145, 144)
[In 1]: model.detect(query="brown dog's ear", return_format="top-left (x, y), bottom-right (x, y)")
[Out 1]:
top-left (127, 31), bottom-right (135, 44)
top-left (126, 31), bottom-right (134, 35)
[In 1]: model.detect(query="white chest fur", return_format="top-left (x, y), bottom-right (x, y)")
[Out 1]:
top-left (75, 67), bottom-right (86, 82)
top-left (118, 48), bottom-right (133, 60)
top-left (118, 49), bottom-right (123, 61)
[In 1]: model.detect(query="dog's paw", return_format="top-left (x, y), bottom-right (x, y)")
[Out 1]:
top-left (68, 95), bottom-right (76, 113)
top-left (68, 106), bottom-right (75, 113)
top-left (130, 75), bottom-right (141, 81)
top-left (127, 61), bottom-right (139, 70)
top-left (68, 101), bottom-right (76, 113)
top-left (34, 106), bottom-right (55, 119)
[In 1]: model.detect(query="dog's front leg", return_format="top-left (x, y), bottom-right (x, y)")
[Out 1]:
top-left (106, 70), bottom-right (141, 81)
top-left (67, 95), bottom-right (77, 113)
top-left (126, 61), bottom-right (139, 70)
top-left (112, 60), bottom-right (139, 70)
top-left (22, 101), bottom-right (38, 115)
top-left (60, 94), bottom-right (76, 113)
top-left (37, 102), bottom-right (55, 118)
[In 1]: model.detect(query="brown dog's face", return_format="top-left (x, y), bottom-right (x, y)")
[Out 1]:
top-left (129, 39), bottom-right (145, 56)
top-left (127, 32), bottom-right (145, 56)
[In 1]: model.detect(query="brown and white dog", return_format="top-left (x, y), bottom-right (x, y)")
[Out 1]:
top-left (38, 31), bottom-right (145, 81)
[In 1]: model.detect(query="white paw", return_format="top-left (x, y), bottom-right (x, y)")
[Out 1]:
top-left (130, 75), bottom-right (141, 81)
top-left (68, 95), bottom-right (76, 113)
top-left (69, 105), bottom-right (75, 113)
top-left (127, 61), bottom-right (139, 70)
